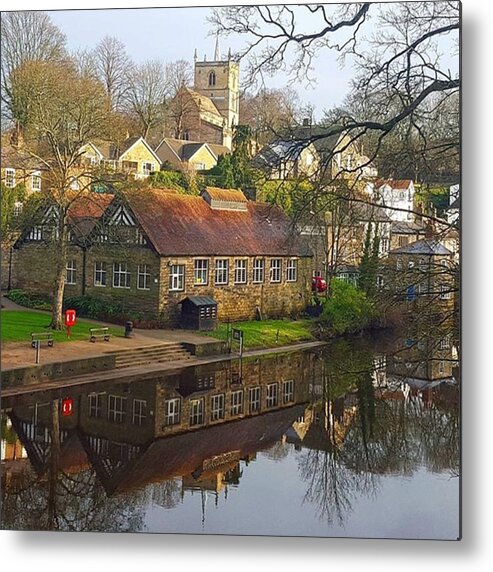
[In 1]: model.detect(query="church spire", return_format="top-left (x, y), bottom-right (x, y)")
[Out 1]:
top-left (214, 33), bottom-right (221, 61)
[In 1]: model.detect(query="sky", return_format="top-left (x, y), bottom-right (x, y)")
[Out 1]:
top-left (47, 5), bottom-right (355, 119)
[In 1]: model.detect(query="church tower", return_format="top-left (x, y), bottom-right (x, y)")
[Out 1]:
top-left (193, 38), bottom-right (240, 149)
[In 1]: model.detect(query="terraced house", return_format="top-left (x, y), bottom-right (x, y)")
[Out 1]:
top-left (12, 187), bottom-right (312, 325)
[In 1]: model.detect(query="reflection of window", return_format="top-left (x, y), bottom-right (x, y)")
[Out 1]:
top-left (108, 395), bottom-right (126, 423)
top-left (113, 262), bottom-right (131, 288)
top-left (215, 259), bottom-right (228, 285)
top-left (164, 398), bottom-right (181, 426)
top-left (439, 284), bottom-right (452, 299)
top-left (286, 259), bottom-right (297, 282)
top-left (169, 264), bottom-right (184, 291)
top-left (66, 260), bottom-right (76, 285)
top-left (231, 390), bottom-right (244, 416)
top-left (94, 262), bottom-right (107, 287)
top-left (190, 398), bottom-right (205, 426)
top-left (211, 394), bottom-right (225, 421)
top-left (282, 380), bottom-right (294, 404)
top-left (132, 399), bottom-right (147, 426)
top-left (194, 259), bottom-right (208, 285)
top-left (88, 392), bottom-right (104, 418)
top-left (249, 387), bottom-right (261, 413)
top-left (137, 264), bottom-right (150, 290)
top-left (5, 168), bottom-right (15, 188)
top-left (267, 383), bottom-right (279, 408)
top-left (270, 259), bottom-right (282, 283)
top-left (253, 259), bottom-right (264, 283)
top-left (234, 259), bottom-right (247, 284)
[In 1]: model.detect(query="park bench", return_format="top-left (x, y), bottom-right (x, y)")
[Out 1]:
top-left (89, 327), bottom-right (111, 343)
top-left (31, 332), bottom-right (54, 348)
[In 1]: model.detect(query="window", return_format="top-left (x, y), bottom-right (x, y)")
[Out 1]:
top-left (190, 398), bottom-right (205, 426)
top-left (398, 235), bottom-right (408, 247)
top-left (69, 177), bottom-right (80, 191)
top-left (137, 264), bottom-right (151, 290)
top-left (13, 201), bottom-right (23, 217)
top-left (208, 71), bottom-right (216, 86)
top-left (439, 284), bottom-right (452, 300)
top-left (231, 390), bottom-right (244, 416)
top-left (270, 259), bottom-right (282, 283)
top-left (253, 259), bottom-right (264, 283)
top-left (108, 395), bottom-right (126, 423)
top-left (5, 168), bottom-right (15, 188)
top-left (286, 259), bottom-right (297, 282)
top-left (211, 394), bottom-right (225, 421)
top-left (234, 259), bottom-right (247, 284)
top-left (28, 226), bottom-right (42, 241)
top-left (380, 238), bottom-right (389, 253)
top-left (31, 171), bottom-right (41, 191)
top-left (249, 387), bottom-right (261, 413)
top-left (396, 257), bottom-right (403, 270)
top-left (66, 260), bottom-right (76, 285)
top-left (282, 380), bottom-right (295, 404)
top-left (169, 264), bottom-right (185, 291)
top-left (113, 262), bottom-right (131, 288)
top-left (194, 259), bottom-right (209, 285)
top-left (94, 262), bottom-right (107, 287)
top-left (439, 336), bottom-right (451, 349)
top-left (215, 259), bottom-right (228, 285)
top-left (164, 398), bottom-right (181, 426)
top-left (267, 383), bottom-right (279, 408)
top-left (88, 392), bottom-right (104, 418)
top-left (132, 399), bottom-right (147, 426)
top-left (377, 275), bottom-right (384, 288)
top-left (142, 162), bottom-right (155, 176)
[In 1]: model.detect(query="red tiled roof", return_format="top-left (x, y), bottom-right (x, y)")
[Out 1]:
top-left (68, 192), bottom-right (114, 221)
top-left (126, 188), bottom-right (306, 257)
top-left (376, 179), bottom-right (413, 190)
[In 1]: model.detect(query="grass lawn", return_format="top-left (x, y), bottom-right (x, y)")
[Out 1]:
top-left (1, 310), bottom-right (123, 344)
top-left (203, 319), bottom-right (315, 350)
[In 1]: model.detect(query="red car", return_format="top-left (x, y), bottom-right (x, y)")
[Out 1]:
top-left (312, 276), bottom-right (327, 293)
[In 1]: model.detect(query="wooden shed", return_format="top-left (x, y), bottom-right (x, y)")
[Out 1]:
top-left (180, 296), bottom-right (218, 331)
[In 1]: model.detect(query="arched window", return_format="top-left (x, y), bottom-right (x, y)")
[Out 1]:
top-left (208, 71), bottom-right (216, 86)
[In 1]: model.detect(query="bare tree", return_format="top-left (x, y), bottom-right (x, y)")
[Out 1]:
top-left (94, 35), bottom-right (132, 111)
top-left (1, 11), bottom-right (67, 125)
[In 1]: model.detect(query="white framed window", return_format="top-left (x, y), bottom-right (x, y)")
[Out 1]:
top-left (142, 162), bottom-right (155, 176)
top-left (377, 275), bottom-right (384, 288)
top-left (253, 259), bottom-right (264, 283)
top-left (108, 395), bottom-right (126, 423)
top-left (169, 264), bottom-right (185, 291)
top-left (69, 177), bottom-right (80, 191)
top-left (28, 226), bottom-right (42, 241)
top-left (194, 259), bottom-right (209, 285)
top-left (211, 394), bottom-right (225, 421)
top-left (5, 168), bottom-right (15, 188)
top-left (190, 398), bottom-right (205, 426)
top-left (396, 257), bottom-right (403, 270)
top-left (94, 262), bottom-right (107, 287)
top-left (215, 259), bottom-right (228, 285)
top-left (31, 171), bottom-right (41, 192)
top-left (439, 284), bottom-right (452, 300)
top-left (13, 201), bottom-right (23, 217)
top-left (270, 259), bottom-right (282, 283)
top-left (88, 392), bottom-right (104, 418)
top-left (164, 398), bottom-right (181, 426)
top-left (282, 380), bottom-right (295, 404)
top-left (249, 387), bottom-right (261, 413)
top-left (286, 259), bottom-right (297, 282)
top-left (439, 336), bottom-right (451, 350)
top-left (113, 262), bottom-right (131, 288)
top-left (132, 399), bottom-right (147, 426)
top-left (231, 390), bottom-right (244, 416)
top-left (66, 260), bottom-right (76, 285)
top-left (380, 238), bottom-right (389, 253)
top-left (267, 383), bottom-right (279, 408)
top-left (234, 259), bottom-right (247, 284)
top-left (137, 264), bottom-right (151, 290)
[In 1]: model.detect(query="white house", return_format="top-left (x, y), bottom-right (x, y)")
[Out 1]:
top-left (365, 179), bottom-right (416, 222)
top-left (446, 184), bottom-right (460, 226)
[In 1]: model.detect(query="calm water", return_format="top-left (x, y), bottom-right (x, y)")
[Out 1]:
top-left (1, 331), bottom-right (460, 539)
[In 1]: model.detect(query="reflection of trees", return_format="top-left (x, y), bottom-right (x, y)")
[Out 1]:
top-left (262, 440), bottom-right (290, 462)
top-left (150, 478), bottom-right (182, 510)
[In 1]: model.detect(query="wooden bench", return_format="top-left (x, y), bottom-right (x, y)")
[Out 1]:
top-left (89, 327), bottom-right (111, 342)
top-left (31, 332), bottom-right (54, 348)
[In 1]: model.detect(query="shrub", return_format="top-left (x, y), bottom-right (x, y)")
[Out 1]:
top-left (6, 289), bottom-right (52, 311)
top-left (319, 279), bottom-right (376, 335)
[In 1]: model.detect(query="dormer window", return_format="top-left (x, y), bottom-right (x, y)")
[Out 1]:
top-left (208, 71), bottom-right (216, 86)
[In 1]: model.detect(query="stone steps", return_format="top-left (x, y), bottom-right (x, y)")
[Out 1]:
top-left (108, 343), bottom-right (194, 369)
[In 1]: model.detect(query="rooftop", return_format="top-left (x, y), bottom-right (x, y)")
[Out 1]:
top-left (389, 239), bottom-right (453, 256)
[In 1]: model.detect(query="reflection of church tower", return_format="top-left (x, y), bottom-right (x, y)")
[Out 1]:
top-left (193, 37), bottom-right (240, 149)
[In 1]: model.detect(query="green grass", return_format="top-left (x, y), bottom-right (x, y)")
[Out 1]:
top-left (203, 319), bottom-right (315, 350)
top-left (1, 310), bottom-right (123, 343)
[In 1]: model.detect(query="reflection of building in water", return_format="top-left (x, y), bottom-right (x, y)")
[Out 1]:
top-left (2, 351), bottom-right (316, 496)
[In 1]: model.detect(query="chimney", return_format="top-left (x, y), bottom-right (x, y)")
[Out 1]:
top-left (424, 221), bottom-right (435, 238)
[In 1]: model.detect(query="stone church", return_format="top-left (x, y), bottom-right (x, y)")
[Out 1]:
top-left (172, 39), bottom-right (239, 150)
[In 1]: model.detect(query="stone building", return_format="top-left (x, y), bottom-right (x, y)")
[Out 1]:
top-left (12, 187), bottom-right (312, 324)
top-left (153, 137), bottom-right (229, 172)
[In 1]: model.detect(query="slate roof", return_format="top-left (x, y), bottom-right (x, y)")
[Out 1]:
top-left (1, 144), bottom-right (44, 170)
top-left (180, 296), bottom-right (217, 306)
top-left (125, 188), bottom-right (306, 257)
top-left (181, 87), bottom-right (223, 118)
top-left (389, 239), bottom-right (452, 256)
top-left (252, 139), bottom-right (315, 170)
top-left (391, 221), bottom-right (426, 234)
